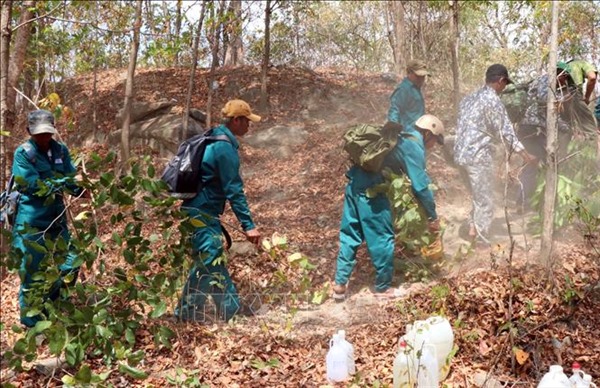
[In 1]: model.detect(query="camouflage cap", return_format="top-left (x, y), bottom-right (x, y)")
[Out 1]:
top-left (28, 109), bottom-right (57, 135)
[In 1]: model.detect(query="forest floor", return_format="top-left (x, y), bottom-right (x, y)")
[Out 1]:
top-left (1, 65), bottom-right (599, 387)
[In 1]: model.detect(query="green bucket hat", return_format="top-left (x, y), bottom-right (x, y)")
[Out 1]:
top-left (557, 61), bottom-right (571, 75)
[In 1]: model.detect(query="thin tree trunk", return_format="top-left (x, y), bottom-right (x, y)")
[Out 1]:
top-left (0, 0), bottom-right (12, 262)
top-left (6, 0), bottom-right (34, 128)
top-left (386, 1), bottom-right (405, 74)
top-left (0, 0), bottom-right (12, 137)
top-left (449, 0), bottom-right (460, 114)
top-left (418, 1), bottom-right (426, 58)
top-left (174, 0), bottom-right (182, 66)
top-left (92, 0), bottom-right (100, 140)
top-left (224, 0), bottom-right (244, 66)
top-left (37, 16), bottom-right (46, 99)
top-left (259, 0), bottom-right (272, 112)
top-left (22, 57), bottom-right (34, 102)
top-left (182, 0), bottom-right (207, 141)
top-left (206, 0), bottom-right (224, 129)
top-left (540, 1), bottom-right (560, 274)
top-left (120, 0), bottom-right (143, 171)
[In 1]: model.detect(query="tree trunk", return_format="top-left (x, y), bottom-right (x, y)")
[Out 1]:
top-left (37, 16), bottom-right (47, 99)
top-left (418, 1), bottom-right (427, 58)
top-left (449, 0), bottom-right (460, 114)
top-left (120, 0), bottom-right (143, 171)
top-left (0, 0), bottom-right (12, 262)
top-left (224, 0), bottom-right (244, 66)
top-left (6, 0), bottom-right (34, 128)
top-left (259, 0), bottom-right (272, 112)
top-left (540, 1), bottom-right (560, 275)
top-left (174, 0), bottom-right (182, 66)
top-left (206, 0), bottom-right (224, 129)
top-left (182, 0), bottom-right (207, 141)
top-left (386, 1), bottom-right (405, 74)
top-left (92, 0), bottom-right (100, 140)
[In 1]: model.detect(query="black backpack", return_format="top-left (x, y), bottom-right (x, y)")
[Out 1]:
top-left (161, 130), bottom-right (231, 199)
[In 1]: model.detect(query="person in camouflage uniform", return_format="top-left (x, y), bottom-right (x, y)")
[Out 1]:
top-left (454, 64), bottom-right (534, 244)
top-left (515, 68), bottom-right (573, 209)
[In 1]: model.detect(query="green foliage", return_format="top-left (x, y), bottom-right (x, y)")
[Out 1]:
top-left (562, 274), bottom-right (582, 305)
top-left (1, 152), bottom-right (196, 380)
top-left (260, 233), bottom-right (324, 305)
top-left (430, 284), bottom-right (450, 313)
top-left (250, 357), bottom-right (280, 370)
top-left (165, 367), bottom-right (208, 387)
top-left (568, 197), bottom-right (600, 256)
top-left (247, 1), bottom-right (393, 71)
top-left (369, 170), bottom-right (434, 254)
top-left (531, 139), bottom-right (600, 229)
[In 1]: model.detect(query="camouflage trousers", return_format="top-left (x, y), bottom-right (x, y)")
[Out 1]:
top-left (463, 162), bottom-right (494, 242)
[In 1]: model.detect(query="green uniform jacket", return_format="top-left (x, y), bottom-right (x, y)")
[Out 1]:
top-left (182, 124), bottom-right (255, 231)
top-left (387, 77), bottom-right (425, 134)
top-left (567, 60), bottom-right (597, 89)
top-left (12, 139), bottom-right (81, 229)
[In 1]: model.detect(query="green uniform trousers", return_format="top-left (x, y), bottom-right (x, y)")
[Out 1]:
top-left (334, 184), bottom-right (395, 292)
top-left (176, 219), bottom-right (240, 322)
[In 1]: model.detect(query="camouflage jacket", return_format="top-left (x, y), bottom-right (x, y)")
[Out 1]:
top-left (454, 85), bottom-right (524, 166)
top-left (520, 74), bottom-right (570, 132)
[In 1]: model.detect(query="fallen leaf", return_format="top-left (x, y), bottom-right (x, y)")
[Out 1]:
top-left (478, 340), bottom-right (491, 356)
top-left (513, 347), bottom-right (529, 365)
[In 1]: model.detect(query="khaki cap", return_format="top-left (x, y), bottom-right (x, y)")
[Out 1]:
top-left (407, 59), bottom-right (430, 76)
top-left (222, 99), bottom-right (261, 122)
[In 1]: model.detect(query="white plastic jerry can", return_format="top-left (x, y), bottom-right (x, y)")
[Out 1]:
top-left (326, 333), bottom-right (349, 382)
top-left (416, 344), bottom-right (440, 388)
top-left (404, 316), bottom-right (454, 381)
top-left (424, 316), bottom-right (454, 380)
top-left (582, 374), bottom-right (598, 388)
top-left (337, 330), bottom-right (356, 375)
top-left (570, 362), bottom-right (585, 387)
top-left (537, 365), bottom-right (572, 388)
top-left (393, 340), bottom-right (416, 388)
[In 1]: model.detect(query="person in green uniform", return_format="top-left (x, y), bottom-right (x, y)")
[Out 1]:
top-left (333, 116), bottom-right (444, 300)
top-left (11, 109), bottom-right (87, 327)
top-left (560, 60), bottom-right (598, 138)
top-left (387, 59), bottom-right (429, 134)
top-left (175, 100), bottom-right (261, 322)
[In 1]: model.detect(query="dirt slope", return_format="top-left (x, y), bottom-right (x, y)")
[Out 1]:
top-left (1, 65), bottom-right (599, 386)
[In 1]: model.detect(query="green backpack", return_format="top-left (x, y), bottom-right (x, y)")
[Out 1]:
top-left (343, 123), bottom-right (402, 172)
top-left (500, 82), bottom-right (532, 123)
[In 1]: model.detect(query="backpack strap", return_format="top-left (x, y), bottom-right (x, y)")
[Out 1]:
top-left (195, 134), bottom-right (231, 191)
top-left (206, 134), bottom-right (231, 143)
top-left (400, 132), bottom-right (420, 142)
top-left (21, 142), bottom-right (37, 164)
top-left (221, 224), bottom-right (232, 251)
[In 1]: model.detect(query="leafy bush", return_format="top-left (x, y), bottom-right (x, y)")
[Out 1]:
top-left (368, 170), bottom-right (435, 254)
top-left (1, 152), bottom-right (196, 384)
